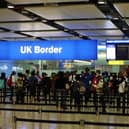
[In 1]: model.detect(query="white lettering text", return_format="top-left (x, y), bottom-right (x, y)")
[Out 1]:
top-left (34, 46), bottom-right (62, 54)
top-left (20, 46), bottom-right (32, 54)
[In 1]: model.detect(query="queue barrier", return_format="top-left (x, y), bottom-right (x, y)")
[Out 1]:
top-left (13, 116), bottom-right (129, 129)
top-left (1, 107), bottom-right (129, 117)
top-left (1, 89), bottom-right (129, 115)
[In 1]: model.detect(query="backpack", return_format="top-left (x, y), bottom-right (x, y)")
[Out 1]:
top-left (0, 79), bottom-right (4, 89)
top-left (7, 76), bottom-right (12, 87)
top-left (71, 81), bottom-right (80, 93)
top-left (17, 78), bottom-right (23, 88)
top-left (118, 81), bottom-right (126, 93)
top-left (98, 78), bottom-right (104, 88)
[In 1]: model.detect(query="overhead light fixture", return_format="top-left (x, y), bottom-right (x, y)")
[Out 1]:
top-left (33, 37), bottom-right (36, 39)
top-left (74, 60), bottom-right (91, 65)
top-left (122, 27), bottom-right (128, 30)
top-left (10, 30), bottom-right (14, 33)
top-left (32, 17), bottom-right (39, 21)
top-left (98, 0), bottom-right (106, 4)
top-left (64, 29), bottom-right (68, 32)
top-left (113, 17), bottom-right (119, 20)
top-left (42, 20), bottom-right (47, 23)
top-left (7, 5), bottom-right (14, 9)
top-left (79, 35), bottom-right (83, 38)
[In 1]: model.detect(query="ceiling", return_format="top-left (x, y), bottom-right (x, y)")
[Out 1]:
top-left (0, 0), bottom-right (129, 42)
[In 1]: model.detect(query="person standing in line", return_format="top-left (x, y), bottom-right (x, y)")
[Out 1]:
top-left (91, 70), bottom-right (104, 112)
top-left (15, 72), bottom-right (24, 104)
top-left (81, 67), bottom-right (93, 106)
top-left (0, 72), bottom-right (7, 103)
top-left (117, 72), bottom-right (126, 113)
top-left (24, 69), bottom-right (30, 102)
top-left (55, 71), bottom-right (66, 109)
top-left (28, 70), bottom-right (38, 102)
top-left (7, 71), bottom-right (16, 102)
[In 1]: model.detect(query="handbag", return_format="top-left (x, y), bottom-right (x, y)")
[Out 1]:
top-left (65, 83), bottom-right (70, 90)
top-left (80, 85), bottom-right (86, 93)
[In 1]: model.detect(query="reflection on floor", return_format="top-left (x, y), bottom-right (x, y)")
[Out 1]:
top-left (0, 104), bottom-right (129, 129)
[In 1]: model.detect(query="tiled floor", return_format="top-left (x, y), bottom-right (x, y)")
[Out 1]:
top-left (0, 104), bottom-right (129, 129)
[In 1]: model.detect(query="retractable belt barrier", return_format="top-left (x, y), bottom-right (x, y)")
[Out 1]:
top-left (14, 116), bottom-right (129, 127)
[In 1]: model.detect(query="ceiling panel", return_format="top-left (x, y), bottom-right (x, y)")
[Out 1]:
top-left (26, 4), bottom-right (105, 20)
top-left (0, 22), bottom-right (57, 31)
top-left (1, 37), bottom-right (40, 41)
top-left (114, 3), bottom-right (129, 17)
top-left (76, 29), bottom-right (123, 36)
top-left (0, 32), bottom-right (26, 38)
top-left (125, 19), bottom-right (129, 26)
top-left (0, 9), bottom-right (32, 22)
top-left (44, 36), bottom-right (81, 40)
top-left (22, 31), bottom-right (72, 37)
top-left (56, 20), bottom-right (117, 29)
top-left (7, 0), bottom-right (89, 5)
top-left (0, 1), bottom-right (128, 41)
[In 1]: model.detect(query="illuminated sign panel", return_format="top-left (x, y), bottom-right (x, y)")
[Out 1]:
top-left (106, 40), bottom-right (129, 60)
top-left (108, 60), bottom-right (124, 65)
top-left (106, 44), bottom-right (116, 60)
top-left (0, 40), bottom-right (97, 60)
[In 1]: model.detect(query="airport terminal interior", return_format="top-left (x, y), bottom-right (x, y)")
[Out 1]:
top-left (1, 0), bottom-right (129, 129)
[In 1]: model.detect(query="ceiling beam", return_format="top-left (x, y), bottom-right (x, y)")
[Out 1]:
top-left (7, 4), bottom-right (89, 40)
top-left (96, 0), bottom-right (129, 38)
top-left (0, 0), bottom-right (7, 8)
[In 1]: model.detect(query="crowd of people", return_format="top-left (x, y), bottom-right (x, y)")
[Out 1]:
top-left (0, 67), bottom-right (129, 112)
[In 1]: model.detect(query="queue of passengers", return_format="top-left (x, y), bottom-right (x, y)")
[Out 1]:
top-left (0, 68), bottom-right (129, 112)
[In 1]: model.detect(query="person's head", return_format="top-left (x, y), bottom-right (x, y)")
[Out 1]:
top-left (75, 74), bottom-right (80, 81)
top-left (85, 67), bottom-right (89, 73)
top-left (31, 70), bottom-right (35, 76)
top-left (1, 72), bottom-right (6, 78)
top-left (123, 71), bottom-right (128, 77)
top-left (96, 70), bottom-right (100, 77)
top-left (102, 71), bottom-right (108, 77)
top-left (12, 71), bottom-right (16, 75)
top-left (58, 71), bottom-right (64, 78)
top-left (17, 72), bottom-right (23, 78)
top-left (25, 69), bottom-right (30, 75)
top-left (42, 72), bottom-right (47, 77)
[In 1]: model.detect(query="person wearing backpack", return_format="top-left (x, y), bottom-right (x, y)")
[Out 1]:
top-left (117, 72), bottom-right (126, 112)
top-left (0, 72), bottom-right (7, 103)
top-left (15, 72), bottom-right (24, 104)
top-left (70, 74), bottom-right (81, 111)
top-left (28, 70), bottom-right (38, 102)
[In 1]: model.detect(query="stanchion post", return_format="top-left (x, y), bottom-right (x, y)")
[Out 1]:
top-left (80, 119), bottom-right (85, 129)
top-left (12, 110), bottom-right (15, 128)
top-left (12, 116), bottom-right (16, 129)
top-left (38, 106), bottom-right (42, 129)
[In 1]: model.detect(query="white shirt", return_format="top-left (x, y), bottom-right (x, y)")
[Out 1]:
top-left (118, 81), bottom-right (126, 93)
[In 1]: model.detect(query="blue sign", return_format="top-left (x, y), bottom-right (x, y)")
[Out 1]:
top-left (0, 40), bottom-right (97, 60)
